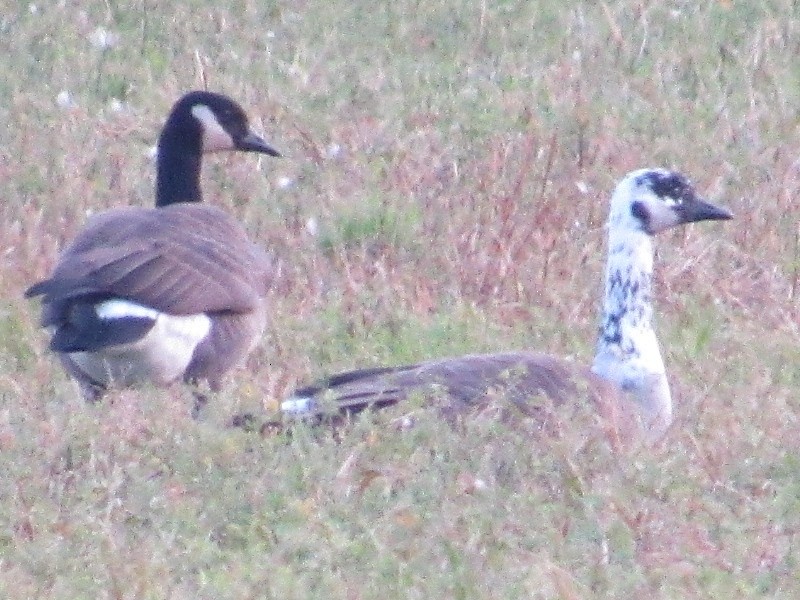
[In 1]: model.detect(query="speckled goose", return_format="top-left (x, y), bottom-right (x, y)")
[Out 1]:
top-left (282, 169), bottom-right (732, 441)
top-left (26, 91), bottom-right (280, 410)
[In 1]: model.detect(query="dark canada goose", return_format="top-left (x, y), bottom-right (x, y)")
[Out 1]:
top-left (281, 168), bottom-right (733, 442)
top-left (26, 91), bottom-right (280, 408)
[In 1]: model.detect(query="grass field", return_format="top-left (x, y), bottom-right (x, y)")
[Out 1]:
top-left (2, 0), bottom-right (799, 597)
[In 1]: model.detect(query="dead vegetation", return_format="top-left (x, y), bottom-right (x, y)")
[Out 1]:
top-left (1, 1), bottom-right (799, 598)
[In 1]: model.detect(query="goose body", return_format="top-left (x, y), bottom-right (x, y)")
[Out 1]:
top-left (26, 91), bottom-right (280, 402)
top-left (282, 169), bottom-right (732, 440)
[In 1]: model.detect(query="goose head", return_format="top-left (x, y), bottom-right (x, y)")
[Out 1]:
top-left (609, 168), bottom-right (733, 236)
top-left (155, 91), bottom-right (280, 206)
top-left (159, 90), bottom-right (281, 156)
top-left (596, 168), bottom-right (733, 437)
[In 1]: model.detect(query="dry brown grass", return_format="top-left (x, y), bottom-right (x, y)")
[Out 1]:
top-left (2, 1), bottom-right (799, 598)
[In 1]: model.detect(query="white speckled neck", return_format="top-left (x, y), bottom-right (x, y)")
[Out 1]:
top-left (591, 182), bottom-right (672, 437)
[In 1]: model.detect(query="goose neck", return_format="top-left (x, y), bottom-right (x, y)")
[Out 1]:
top-left (155, 128), bottom-right (203, 207)
top-left (592, 227), bottom-right (672, 434)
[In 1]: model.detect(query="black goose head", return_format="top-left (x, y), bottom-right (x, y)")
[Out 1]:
top-left (156, 91), bottom-right (280, 206)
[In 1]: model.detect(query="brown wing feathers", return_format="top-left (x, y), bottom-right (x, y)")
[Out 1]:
top-left (293, 353), bottom-right (604, 417)
top-left (27, 205), bottom-right (270, 317)
top-left (287, 353), bottom-right (639, 446)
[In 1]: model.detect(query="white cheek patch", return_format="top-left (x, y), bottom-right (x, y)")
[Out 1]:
top-left (645, 200), bottom-right (681, 233)
top-left (191, 104), bottom-right (235, 151)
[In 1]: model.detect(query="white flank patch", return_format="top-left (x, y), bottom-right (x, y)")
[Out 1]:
top-left (281, 396), bottom-right (316, 415)
top-left (191, 104), bottom-right (235, 151)
top-left (95, 299), bottom-right (212, 366)
top-left (96, 299), bottom-right (160, 321)
top-left (74, 301), bottom-right (212, 387)
top-left (156, 312), bottom-right (212, 349)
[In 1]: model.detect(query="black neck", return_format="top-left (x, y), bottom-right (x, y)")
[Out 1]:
top-left (154, 117), bottom-right (204, 207)
top-left (155, 150), bottom-right (202, 206)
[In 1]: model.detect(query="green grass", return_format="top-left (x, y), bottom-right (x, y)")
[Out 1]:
top-left (2, 0), bottom-right (800, 597)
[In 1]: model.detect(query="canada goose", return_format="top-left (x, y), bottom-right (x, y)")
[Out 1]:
top-left (281, 168), bottom-right (732, 441)
top-left (26, 91), bottom-right (280, 409)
